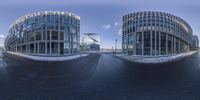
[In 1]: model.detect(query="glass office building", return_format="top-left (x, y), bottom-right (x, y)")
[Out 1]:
top-left (191, 35), bottom-right (199, 50)
top-left (122, 11), bottom-right (193, 56)
top-left (81, 33), bottom-right (100, 51)
top-left (5, 11), bottom-right (80, 56)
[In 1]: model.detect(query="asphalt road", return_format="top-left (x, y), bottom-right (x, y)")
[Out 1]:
top-left (0, 52), bottom-right (200, 100)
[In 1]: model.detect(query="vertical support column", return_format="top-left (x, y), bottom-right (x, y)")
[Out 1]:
top-left (174, 37), bottom-right (176, 54)
top-left (20, 45), bottom-right (22, 53)
top-left (171, 36), bottom-right (173, 54)
top-left (178, 39), bottom-right (180, 53)
top-left (15, 44), bottom-right (17, 53)
top-left (25, 32), bottom-right (28, 53)
top-left (58, 33), bottom-right (60, 56)
top-left (159, 32), bottom-right (161, 55)
top-left (122, 36), bottom-right (124, 53)
top-left (41, 30), bottom-right (43, 42)
top-left (58, 42), bottom-right (60, 55)
top-left (38, 42), bottom-right (39, 54)
top-left (28, 44), bottom-right (30, 54)
top-left (45, 14), bottom-right (48, 55)
top-left (166, 34), bottom-right (168, 55)
top-left (34, 34), bottom-right (36, 54)
top-left (71, 34), bottom-right (73, 54)
top-left (155, 31), bottom-right (157, 55)
top-left (171, 35), bottom-right (173, 55)
top-left (50, 30), bottom-right (52, 54)
top-left (45, 30), bottom-right (48, 54)
top-left (34, 43), bottom-right (36, 54)
top-left (58, 15), bottom-right (61, 55)
top-left (150, 31), bottom-right (152, 56)
top-left (133, 33), bottom-right (136, 55)
top-left (142, 31), bottom-right (144, 56)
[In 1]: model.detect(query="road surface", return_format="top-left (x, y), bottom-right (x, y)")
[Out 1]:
top-left (0, 52), bottom-right (200, 100)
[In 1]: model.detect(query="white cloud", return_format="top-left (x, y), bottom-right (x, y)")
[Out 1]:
top-left (118, 29), bottom-right (122, 36)
top-left (114, 22), bottom-right (119, 27)
top-left (0, 35), bottom-right (5, 38)
top-left (102, 25), bottom-right (111, 30)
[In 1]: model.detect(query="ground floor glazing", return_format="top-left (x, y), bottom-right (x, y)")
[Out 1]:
top-left (122, 31), bottom-right (190, 56)
top-left (7, 41), bottom-right (79, 56)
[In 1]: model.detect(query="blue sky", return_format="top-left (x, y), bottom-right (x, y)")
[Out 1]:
top-left (0, 0), bottom-right (200, 49)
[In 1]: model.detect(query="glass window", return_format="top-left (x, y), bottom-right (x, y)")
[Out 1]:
top-left (47, 21), bottom-right (54, 29)
top-left (47, 15), bottom-right (50, 21)
top-left (152, 31), bottom-right (156, 55)
top-left (156, 32), bottom-right (160, 55)
top-left (73, 35), bottom-right (76, 42)
top-left (52, 31), bottom-right (58, 40)
top-left (60, 26), bottom-right (64, 31)
top-left (39, 42), bottom-right (45, 53)
top-left (175, 38), bottom-right (179, 53)
top-left (36, 32), bottom-right (41, 41)
top-left (60, 31), bottom-right (64, 40)
top-left (47, 42), bottom-right (50, 53)
top-left (144, 31), bottom-right (150, 55)
top-left (136, 32), bottom-right (142, 55)
top-left (47, 31), bottom-right (50, 40)
top-left (51, 42), bottom-right (58, 54)
top-left (30, 43), bottom-right (34, 53)
top-left (60, 43), bottom-right (64, 55)
top-left (128, 34), bottom-right (134, 55)
top-left (161, 32), bottom-right (166, 55)
top-left (64, 42), bottom-right (69, 54)
top-left (123, 36), bottom-right (127, 52)
top-left (168, 35), bottom-right (172, 54)
top-left (47, 26), bottom-right (54, 30)
top-left (30, 35), bottom-right (34, 42)
top-left (43, 31), bottom-right (46, 40)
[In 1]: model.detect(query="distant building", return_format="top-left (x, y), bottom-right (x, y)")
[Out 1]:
top-left (0, 46), bottom-right (4, 51)
top-left (81, 33), bottom-right (100, 51)
top-left (191, 35), bottom-right (199, 50)
top-left (4, 11), bottom-right (80, 56)
top-left (122, 11), bottom-right (193, 56)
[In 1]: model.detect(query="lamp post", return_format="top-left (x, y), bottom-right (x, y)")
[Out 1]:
top-left (115, 39), bottom-right (117, 54)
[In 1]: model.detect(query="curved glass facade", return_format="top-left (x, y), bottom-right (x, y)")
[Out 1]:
top-left (122, 11), bottom-right (193, 56)
top-left (5, 11), bottom-right (80, 56)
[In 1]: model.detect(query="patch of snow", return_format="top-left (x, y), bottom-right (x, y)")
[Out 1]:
top-left (7, 52), bottom-right (89, 62)
top-left (114, 51), bottom-right (198, 64)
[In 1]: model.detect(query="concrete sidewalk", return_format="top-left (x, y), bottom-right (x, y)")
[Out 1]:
top-left (7, 52), bottom-right (90, 62)
top-left (114, 51), bottom-right (198, 64)
top-left (0, 52), bottom-right (7, 67)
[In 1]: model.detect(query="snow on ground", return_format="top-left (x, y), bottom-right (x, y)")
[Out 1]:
top-left (7, 52), bottom-right (90, 62)
top-left (114, 51), bottom-right (198, 64)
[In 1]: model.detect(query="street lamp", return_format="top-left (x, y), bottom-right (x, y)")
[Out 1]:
top-left (115, 39), bottom-right (117, 54)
